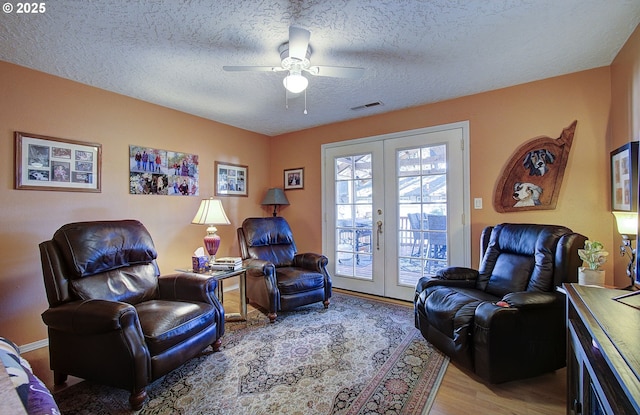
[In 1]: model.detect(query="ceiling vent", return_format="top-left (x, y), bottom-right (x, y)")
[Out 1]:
top-left (350, 101), bottom-right (383, 111)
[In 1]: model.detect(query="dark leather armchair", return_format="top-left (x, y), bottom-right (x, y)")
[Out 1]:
top-left (414, 223), bottom-right (586, 383)
top-left (237, 217), bottom-right (332, 322)
top-left (39, 220), bottom-right (225, 409)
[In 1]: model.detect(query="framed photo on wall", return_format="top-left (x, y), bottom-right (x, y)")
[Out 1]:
top-left (15, 131), bottom-right (102, 192)
top-left (611, 141), bottom-right (638, 211)
top-left (129, 145), bottom-right (199, 196)
top-left (284, 167), bottom-right (304, 190)
top-left (215, 161), bottom-right (248, 196)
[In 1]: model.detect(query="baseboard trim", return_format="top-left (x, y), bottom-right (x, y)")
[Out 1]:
top-left (20, 338), bottom-right (48, 353)
top-left (223, 282), bottom-right (239, 292)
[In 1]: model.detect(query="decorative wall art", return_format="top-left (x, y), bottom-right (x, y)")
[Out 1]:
top-left (493, 120), bottom-right (577, 212)
top-left (611, 142), bottom-right (638, 212)
top-left (284, 167), bottom-right (304, 190)
top-left (215, 161), bottom-right (248, 197)
top-left (129, 145), bottom-right (199, 196)
top-left (15, 131), bottom-right (102, 192)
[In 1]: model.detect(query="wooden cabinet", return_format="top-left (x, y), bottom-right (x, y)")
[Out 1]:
top-left (565, 284), bottom-right (640, 414)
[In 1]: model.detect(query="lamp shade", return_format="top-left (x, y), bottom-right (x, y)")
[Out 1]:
top-left (613, 211), bottom-right (638, 237)
top-left (191, 198), bottom-right (230, 259)
top-left (261, 188), bottom-right (290, 206)
top-left (192, 198), bottom-right (231, 226)
top-left (261, 188), bottom-right (289, 216)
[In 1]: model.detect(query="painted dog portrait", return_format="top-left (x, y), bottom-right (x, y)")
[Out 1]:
top-left (523, 149), bottom-right (555, 176)
top-left (513, 182), bottom-right (542, 207)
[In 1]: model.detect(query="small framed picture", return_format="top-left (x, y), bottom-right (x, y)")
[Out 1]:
top-left (284, 167), bottom-right (304, 190)
top-left (15, 131), bottom-right (102, 192)
top-left (216, 161), bottom-right (248, 197)
top-left (611, 142), bottom-right (638, 211)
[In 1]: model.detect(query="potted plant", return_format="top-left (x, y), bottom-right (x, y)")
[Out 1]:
top-left (578, 240), bottom-right (608, 286)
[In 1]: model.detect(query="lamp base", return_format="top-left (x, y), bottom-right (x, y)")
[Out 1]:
top-left (620, 236), bottom-right (636, 291)
top-left (204, 227), bottom-right (221, 265)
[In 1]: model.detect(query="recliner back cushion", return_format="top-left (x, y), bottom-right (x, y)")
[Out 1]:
top-left (52, 220), bottom-right (159, 304)
top-left (477, 224), bottom-right (566, 297)
top-left (484, 253), bottom-right (534, 295)
top-left (52, 220), bottom-right (157, 278)
top-left (242, 217), bottom-right (297, 266)
top-left (70, 263), bottom-right (159, 304)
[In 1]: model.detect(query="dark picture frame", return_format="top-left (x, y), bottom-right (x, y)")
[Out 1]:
top-left (284, 167), bottom-right (304, 190)
top-left (15, 131), bottom-right (102, 192)
top-left (215, 161), bottom-right (248, 197)
top-left (611, 142), bottom-right (638, 212)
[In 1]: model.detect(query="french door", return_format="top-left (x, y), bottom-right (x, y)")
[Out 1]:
top-left (322, 122), bottom-right (470, 301)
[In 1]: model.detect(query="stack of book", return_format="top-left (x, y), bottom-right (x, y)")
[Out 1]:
top-left (210, 257), bottom-right (243, 271)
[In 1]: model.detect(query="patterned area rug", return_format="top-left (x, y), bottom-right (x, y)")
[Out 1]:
top-left (54, 292), bottom-right (448, 415)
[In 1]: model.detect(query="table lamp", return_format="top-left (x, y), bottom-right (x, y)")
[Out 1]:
top-left (261, 188), bottom-right (289, 217)
top-left (191, 198), bottom-right (231, 264)
top-left (612, 211), bottom-right (638, 289)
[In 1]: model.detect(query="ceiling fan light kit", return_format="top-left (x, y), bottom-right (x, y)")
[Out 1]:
top-left (223, 26), bottom-right (364, 96)
top-left (283, 71), bottom-right (308, 93)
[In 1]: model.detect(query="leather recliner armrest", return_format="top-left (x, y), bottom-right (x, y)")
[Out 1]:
top-left (500, 291), bottom-right (564, 309)
top-left (243, 258), bottom-right (278, 294)
top-left (41, 299), bottom-right (139, 334)
top-left (435, 266), bottom-right (479, 281)
top-left (292, 253), bottom-right (328, 271)
top-left (474, 291), bottom-right (564, 329)
top-left (158, 272), bottom-right (218, 303)
top-left (416, 276), bottom-right (477, 293)
top-left (243, 258), bottom-right (275, 276)
top-left (415, 267), bottom-right (479, 293)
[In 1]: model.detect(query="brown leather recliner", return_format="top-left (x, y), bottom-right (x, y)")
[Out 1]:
top-left (414, 223), bottom-right (586, 383)
top-left (39, 220), bottom-right (225, 409)
top-left (237, 217), bottom-right (332, 322)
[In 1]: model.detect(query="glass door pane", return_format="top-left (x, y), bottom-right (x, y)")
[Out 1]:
top-left (383, 124), bottom-right (467, 301)
top-left (335, 154), bottom-right (373, 280)
top-left (397, 144), bottom-right (448, 287)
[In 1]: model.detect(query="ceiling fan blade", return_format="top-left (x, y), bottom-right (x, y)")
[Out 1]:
top-left (223, 66), bottom-right (285, 72)
top-left (288, 26), bottom-right (311, 61)
top-left (307, 66), bottom-right (365, 79)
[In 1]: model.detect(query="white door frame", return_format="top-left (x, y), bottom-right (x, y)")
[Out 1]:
top-left (321, 121), bottom-right (471, 298)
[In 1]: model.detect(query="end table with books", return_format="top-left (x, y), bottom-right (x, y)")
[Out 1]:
top-left (176, 260), bottom-right (247, 321)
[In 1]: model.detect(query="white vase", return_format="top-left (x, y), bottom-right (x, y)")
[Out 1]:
top-left (578, 268), bottom-right (605, 287)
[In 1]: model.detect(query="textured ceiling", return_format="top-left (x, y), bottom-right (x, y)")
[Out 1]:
top-left (1, 1), bottom-right (639, 136)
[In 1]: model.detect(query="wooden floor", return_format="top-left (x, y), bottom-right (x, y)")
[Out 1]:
top-left (24, 288), bottom-right (566, 414)
top-left (333, 289), bottom-right (567, 415)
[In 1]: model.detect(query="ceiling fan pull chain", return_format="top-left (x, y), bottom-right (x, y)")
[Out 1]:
top-left (304, 89), bottom-right (308, 115)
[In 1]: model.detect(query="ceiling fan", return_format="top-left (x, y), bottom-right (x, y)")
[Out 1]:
top-left (223, 26), bottom-right (365, 95)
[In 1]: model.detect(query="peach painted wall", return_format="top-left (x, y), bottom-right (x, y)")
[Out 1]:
top-left (272, 67), bottom-right (615, 283)
top-left (2, 24), bottom-right (639, 346)
top-left (611, 24), bottom-right (640, 146)
top-left (609, 24), bottom-right (640, 288)
top-left (0, 61), bottom-right (271, 344)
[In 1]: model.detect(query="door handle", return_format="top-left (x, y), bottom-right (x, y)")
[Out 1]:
top-left (376, 220), bottom-right (383, 250)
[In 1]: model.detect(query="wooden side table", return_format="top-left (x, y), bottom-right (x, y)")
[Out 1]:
top-left (176, 267), bottom-right (247, 321)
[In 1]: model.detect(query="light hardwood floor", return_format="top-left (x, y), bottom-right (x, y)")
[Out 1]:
top-left (24, 288), bottom-right (566, 414)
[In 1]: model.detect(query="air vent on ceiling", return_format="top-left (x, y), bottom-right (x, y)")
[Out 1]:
top-left (350, 101), bottom-right (383, 111)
